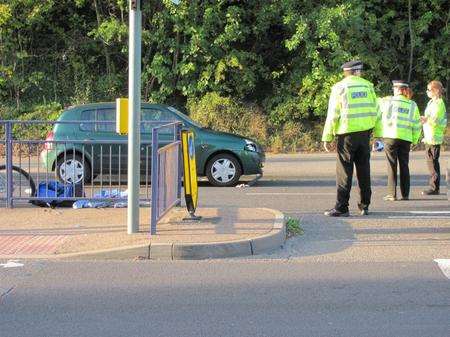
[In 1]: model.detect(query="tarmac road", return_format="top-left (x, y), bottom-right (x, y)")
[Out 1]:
top-left (1, 260), bottom-right (449, 337)
top-left (1, 151), bottom-right (450, 336)
top-left (200, 151), bottom-right (450, 214)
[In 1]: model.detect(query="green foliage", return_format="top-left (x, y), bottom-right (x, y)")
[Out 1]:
top-left (10, 103), bottom-right (63, 140)
top-left (0, 0), bottom-right (448, 151)
top-left (286, 217), bottom-right (303, 238)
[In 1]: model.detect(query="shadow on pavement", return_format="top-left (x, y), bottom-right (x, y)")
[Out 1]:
top-left (251, 215), bottom-right (356, 259)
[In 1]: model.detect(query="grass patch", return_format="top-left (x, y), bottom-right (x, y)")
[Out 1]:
top-left (286, 217), bottom-right (303, 238)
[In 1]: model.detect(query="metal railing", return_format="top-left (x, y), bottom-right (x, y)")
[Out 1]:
top-left (0, 120), bottom-right (180, 211)
top-left (151, 122), bottom-right (183, 235)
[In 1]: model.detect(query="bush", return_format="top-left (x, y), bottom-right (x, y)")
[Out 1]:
top-left (267, 121), bottom-right (322, 153)
top-left (12, 102), bottom-right (63, 140)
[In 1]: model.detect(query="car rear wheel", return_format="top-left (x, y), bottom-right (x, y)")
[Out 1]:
top-left (56, 154), bottom-right (92, 184)
top-left (206, 153), bottom-right (242, 187)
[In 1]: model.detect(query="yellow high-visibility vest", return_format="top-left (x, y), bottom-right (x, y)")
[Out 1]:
top-left (322, 75), bottom-right (379, 142)
top-left (423, 98), bottom-right (447, 145)
top-left (373, 95), bottom-right (421, 144)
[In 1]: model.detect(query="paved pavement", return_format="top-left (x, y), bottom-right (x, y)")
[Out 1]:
top-left (0, 207), bottom-right (284, 259)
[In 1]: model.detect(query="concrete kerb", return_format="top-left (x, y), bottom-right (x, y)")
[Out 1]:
top-left (0, 244), bottom-right (151, 261)
top-left (149, 208), bottom-right (286, 260)
top-left (58, 244), bottom-right (151, 260)
top-left (249, 208), bottom-right (285, 255)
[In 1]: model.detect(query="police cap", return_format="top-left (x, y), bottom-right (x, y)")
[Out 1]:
top-left (392, 80), bottom-right (409, 88)
top-left (341, 60), bottom-right (364, 71)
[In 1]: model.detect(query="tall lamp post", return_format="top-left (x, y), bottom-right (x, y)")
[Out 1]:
top-left (127, 0), bottom-right (180, 234)
top-left (127, 0), bottom-right (142, 234)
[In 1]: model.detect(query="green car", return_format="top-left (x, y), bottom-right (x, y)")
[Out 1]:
top-left (40, 102), bottom-right (264, 187)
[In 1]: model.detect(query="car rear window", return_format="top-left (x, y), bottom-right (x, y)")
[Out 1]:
top-left (80, 108), bottom-right (115, 132)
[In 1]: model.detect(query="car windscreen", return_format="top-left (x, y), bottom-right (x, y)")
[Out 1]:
top-left (141, 108), bottom-right (178, 133)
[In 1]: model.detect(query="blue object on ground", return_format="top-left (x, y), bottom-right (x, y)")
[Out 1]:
top-left (73, 200), bottom-right (111, 209)
top-left (73, 189), bottom-right (128, 209)
top-left (32, 180), bottom-right (81, 208)
top-left (373, 140), bottom-right (384, 152)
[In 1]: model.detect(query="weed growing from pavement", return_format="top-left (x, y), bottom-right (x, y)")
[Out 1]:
top-left (286, 217), bottom-right (303, 238)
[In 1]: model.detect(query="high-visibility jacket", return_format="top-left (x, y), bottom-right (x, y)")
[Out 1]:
top-left (423, 98), bottom-right (447, 145)
top-left (322, 75), bottom-right (379, 142)
top-left (373, 95), bottom-right (421, 144)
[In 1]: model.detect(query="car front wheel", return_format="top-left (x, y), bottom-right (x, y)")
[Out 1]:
top-left (206, 153), bottom-right (242, 187)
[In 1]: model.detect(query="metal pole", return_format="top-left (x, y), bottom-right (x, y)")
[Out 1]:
top-left (6, 122), bottom-right (13, 208)
top-left (151, 129), bottom-right (159, 235)
top-left (127, 0), bottom-right (142, 234)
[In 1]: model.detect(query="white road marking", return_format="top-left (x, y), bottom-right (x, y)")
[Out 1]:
top-left (0, 260), bottom-right (24, 268)
top-left (409, 211), bottom-right (450, 214)
top-left (388, 216), bottom-right (450, 219)
top-left (246, 192), bottom-right (335, 196)
top-left (434, 259), bottom-right (450, 280)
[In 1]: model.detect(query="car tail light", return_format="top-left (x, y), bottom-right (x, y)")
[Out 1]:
top-left (44, 131), bottom-right (54, 150)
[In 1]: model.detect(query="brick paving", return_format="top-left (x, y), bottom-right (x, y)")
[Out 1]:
top-left (0, 235), bottom-right (67, 255)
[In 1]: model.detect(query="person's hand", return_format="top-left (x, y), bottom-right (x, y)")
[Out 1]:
top-left (411, 144), bottom-right (417, 151)
top-left (323, 141), bottom-right (331, 152)
top-left (420, 116), bottom-right (427, 124)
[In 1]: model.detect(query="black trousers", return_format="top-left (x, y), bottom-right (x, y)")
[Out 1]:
top-left (384, 138), bottom-right (411, 198)
top-left (335, 130), bottom-right (371, 212)
top-left (426, 145), bottom-right (441, 192)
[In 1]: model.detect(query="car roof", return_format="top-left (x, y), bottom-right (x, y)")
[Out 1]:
top-left (58, 102), bottom-right (195, 126)
top-left (64, 102), bottom-right (170, 111)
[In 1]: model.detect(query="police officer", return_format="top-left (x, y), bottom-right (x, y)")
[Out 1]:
top-left (322, 61), bottom-right (379, 217)
top-left (421, 80), bottom-right (447, 195)
top-left (373, 80), bottom-right (421, 201)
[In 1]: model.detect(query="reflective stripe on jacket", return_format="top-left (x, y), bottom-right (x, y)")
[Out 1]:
top-left (373, 95), bottom-right (421, 144)
top-left (423, 98), bottom-right (447, 145)
top-left (322, 76), bottom-right (379, 142)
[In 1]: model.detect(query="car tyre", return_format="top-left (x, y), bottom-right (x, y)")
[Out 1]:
top-left (206, 153), bottom-right (242, 187)
top-left (56, 153), bottom-right (92, 184)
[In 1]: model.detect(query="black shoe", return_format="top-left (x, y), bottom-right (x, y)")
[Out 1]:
top-left (422, 189), bottom-right (439, 195)
top-left (357, 204), bottom-right (369, 216)
top-left (383, 195), bottom-right (396, 201)
top-left (359, 208), bottom-right (369, 216)
top-left (324, 208), bottom-right (349, 217)
top-left (400, 196), bottom-right (409, 201)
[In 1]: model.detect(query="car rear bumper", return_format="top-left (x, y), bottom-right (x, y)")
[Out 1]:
top-left (40, 149), bottom-right (56, 171)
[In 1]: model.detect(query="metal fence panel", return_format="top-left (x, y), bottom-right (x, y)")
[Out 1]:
top-left (151, 122), bottom-right (182, 235)
top-left (0, 120), bottom-right (174, 208)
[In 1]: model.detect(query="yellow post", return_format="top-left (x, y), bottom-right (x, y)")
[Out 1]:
top-left (181, 130), bottom-right (199, 218)
top-left (116, 98), bottom-right (129, 134)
